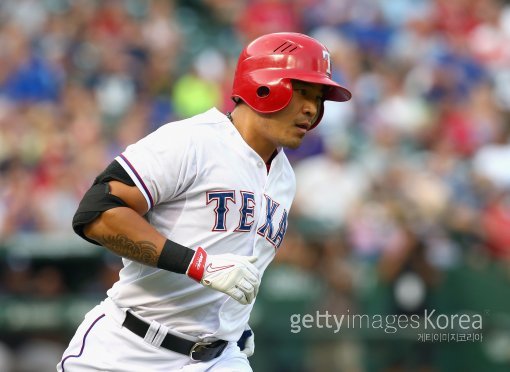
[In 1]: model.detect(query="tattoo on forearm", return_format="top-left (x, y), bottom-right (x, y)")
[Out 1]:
top-left (98, 234), bottom-right (159, 266)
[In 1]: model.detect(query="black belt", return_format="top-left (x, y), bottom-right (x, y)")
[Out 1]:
top-left (122, 311), bottom-right (228, 361)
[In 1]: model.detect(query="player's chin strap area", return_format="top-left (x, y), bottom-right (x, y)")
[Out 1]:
top-left (122, 311), bottom-right (228, 362)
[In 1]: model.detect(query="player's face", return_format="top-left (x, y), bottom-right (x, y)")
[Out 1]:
top-left (260, 81), bottom-right (324, 150)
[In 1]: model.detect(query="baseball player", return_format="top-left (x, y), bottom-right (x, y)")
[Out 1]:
top-left (57, 32), bottom-right (351, 371)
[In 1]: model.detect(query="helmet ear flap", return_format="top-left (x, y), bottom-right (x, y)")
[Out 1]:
top-left (236, 74), bottom-right (293, 113)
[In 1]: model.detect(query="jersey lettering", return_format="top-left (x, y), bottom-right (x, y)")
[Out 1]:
top-left (268, 209), bottom-right (288, 249)
top-left (235, 191), bottom-right (256, 232)
top-left (257, 195), bottom-right (280, 239)
top-left (207, 191), bottom-right (289, 248)
top-left (206, 190), bottom-right (236, 231)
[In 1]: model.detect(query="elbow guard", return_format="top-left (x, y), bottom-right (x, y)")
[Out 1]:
top-left (72, 160), bottom-right (135, 245)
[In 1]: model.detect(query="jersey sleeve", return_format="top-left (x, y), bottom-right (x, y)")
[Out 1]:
top-left (115, 123), bottom-right (198, 211)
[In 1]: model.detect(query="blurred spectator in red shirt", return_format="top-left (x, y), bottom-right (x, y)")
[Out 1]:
top-left (236, 0), bottom-right (303, 41)
top-left (482, 191), bottom-right (510, 260)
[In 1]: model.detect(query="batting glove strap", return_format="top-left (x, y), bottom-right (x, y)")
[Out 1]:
top-left (186, 247), bottom-right (207, 281)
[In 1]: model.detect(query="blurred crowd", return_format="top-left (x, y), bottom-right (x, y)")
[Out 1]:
top-left (1, 0), bottom-right (510, 370)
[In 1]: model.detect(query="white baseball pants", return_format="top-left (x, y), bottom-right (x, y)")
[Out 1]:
top-left (56, 298), bottom-right (251, 371)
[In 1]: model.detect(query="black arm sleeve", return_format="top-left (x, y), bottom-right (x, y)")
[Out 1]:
top-left (72, 160), bottom-right (135, 245)
top-left (94, 159), bottom-right (136, 186)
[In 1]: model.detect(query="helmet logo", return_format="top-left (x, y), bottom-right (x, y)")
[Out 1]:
top-left (322, 50), bottom-right (331, 76)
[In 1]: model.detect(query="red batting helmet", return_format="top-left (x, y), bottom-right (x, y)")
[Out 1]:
top-left (232, 32), bottom-right (351, 129)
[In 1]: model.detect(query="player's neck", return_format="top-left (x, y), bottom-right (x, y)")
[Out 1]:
top-left (229, 108), bottom-right (277, 163)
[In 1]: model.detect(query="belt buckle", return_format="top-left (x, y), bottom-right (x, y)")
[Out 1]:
top-left (189, 341), bottom-right (213, 361)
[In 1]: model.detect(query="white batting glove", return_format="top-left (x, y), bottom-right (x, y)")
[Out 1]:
top-left (237, 324), bottom-right (255, 357)
top-left (186, 247), bottom-right (260, 305)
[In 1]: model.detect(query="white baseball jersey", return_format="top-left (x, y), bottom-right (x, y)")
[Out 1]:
top-left (110, 107), bottom-right (296, 342)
